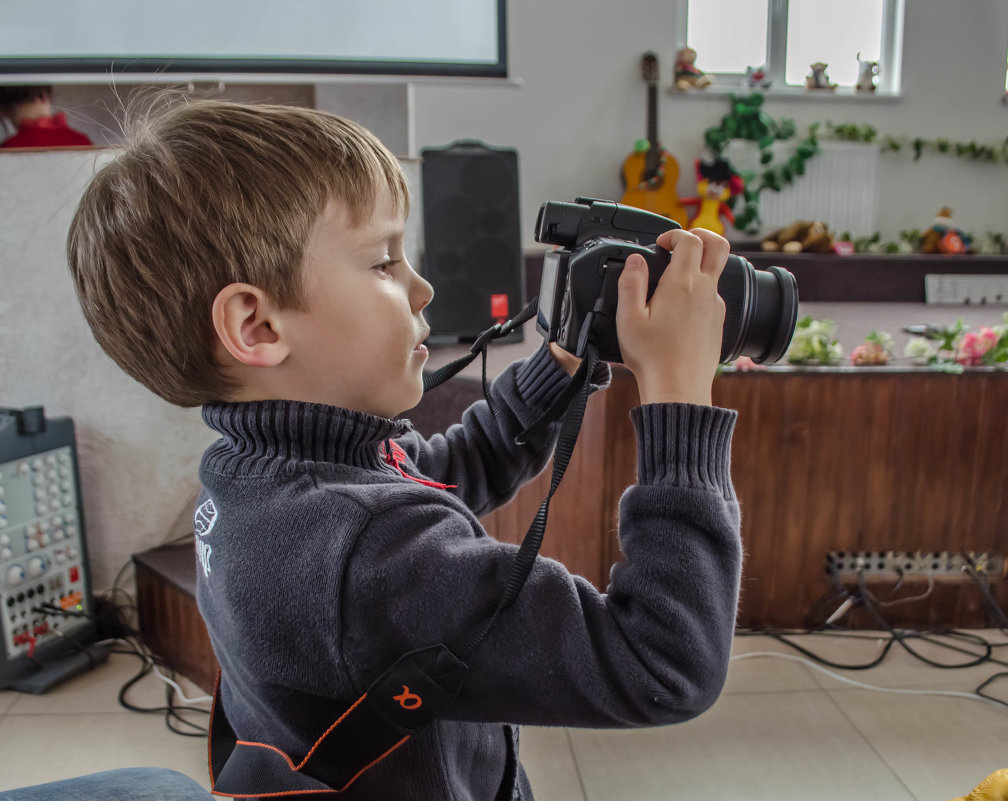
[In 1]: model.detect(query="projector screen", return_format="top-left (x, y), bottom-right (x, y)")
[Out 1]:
top-left (0, 0), bottom-right (507, 79)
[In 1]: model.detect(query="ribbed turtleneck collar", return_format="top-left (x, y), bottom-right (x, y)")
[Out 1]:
top-left (200, 400), bottom-right (414, 475)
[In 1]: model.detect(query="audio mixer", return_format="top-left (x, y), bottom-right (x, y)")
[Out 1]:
top-left (0, 407), bottom-right (108, 692)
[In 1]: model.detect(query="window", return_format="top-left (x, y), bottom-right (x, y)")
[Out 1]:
top-left (677, 0), bottom-right (904, 94)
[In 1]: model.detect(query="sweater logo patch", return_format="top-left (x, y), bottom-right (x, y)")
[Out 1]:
top-left (194, 498), bottom-right (217, 578)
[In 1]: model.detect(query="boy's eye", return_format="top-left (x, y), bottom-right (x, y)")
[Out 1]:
top-left (375, 258), bottom-right (402, 273)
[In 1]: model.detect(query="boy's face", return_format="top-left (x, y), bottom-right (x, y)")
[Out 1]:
top-left (280, 185), bottom-right (434, 418)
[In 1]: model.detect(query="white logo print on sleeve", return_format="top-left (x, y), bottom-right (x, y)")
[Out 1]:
top-left (194, 498), bottom-right (218, 578)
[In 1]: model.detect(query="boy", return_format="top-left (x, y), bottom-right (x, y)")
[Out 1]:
top-left (67, 99), bottom-right (741, 800)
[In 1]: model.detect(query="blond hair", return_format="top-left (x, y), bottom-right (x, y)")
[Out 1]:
top-left (67, 98), bottom-right (409, 406)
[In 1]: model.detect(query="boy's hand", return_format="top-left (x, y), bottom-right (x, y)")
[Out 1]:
top-left (616, 228), bottom-right (728, 406)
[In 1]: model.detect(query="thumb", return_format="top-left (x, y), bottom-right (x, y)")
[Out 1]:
top-left (617, 254), bottom-right (649, 314)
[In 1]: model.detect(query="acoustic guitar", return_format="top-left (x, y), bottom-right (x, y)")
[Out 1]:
top-left (620, 52), bottom-right (689, 226)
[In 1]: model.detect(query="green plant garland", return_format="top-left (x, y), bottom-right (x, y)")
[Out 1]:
top-left (703, 93), bottom-right (1008, 234)
top-left (825, 122), bottom-right (1008, 164)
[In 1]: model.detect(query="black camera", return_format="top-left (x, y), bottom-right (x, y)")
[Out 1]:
top-left (535, 197), bottom-right (799, 364)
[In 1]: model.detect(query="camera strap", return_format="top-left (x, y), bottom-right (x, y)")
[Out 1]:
top-left (207, 301), bottom-right (599, 799)
top-left (421, 298), bottom-right (539, 419)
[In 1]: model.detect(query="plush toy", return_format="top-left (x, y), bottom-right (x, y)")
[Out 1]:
top-left (947, 769), bottom-right (1008, 801)
top-left (681, 157), bottom-right (743, 235)
top-left (855, 52), bottom-right (879, 92)
top-left (805, 62), bottom-right (838, 91)
top-left (921, 207), bottom-right (973, 254)
top-left (743, 65), bottom-right (772, 89)
top-left (673, 47), bottom-right (712, 91)
top-left (761, 220), bottom-right (837, 253)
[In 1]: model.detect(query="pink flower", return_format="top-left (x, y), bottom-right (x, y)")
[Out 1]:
top-left (955, 327), bottom-right (998, 365)
top-left (851, 342), bottom-right (888, 365)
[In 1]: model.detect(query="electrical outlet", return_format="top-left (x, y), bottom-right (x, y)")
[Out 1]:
top-left (826, 550), bottom-right (1004, 579)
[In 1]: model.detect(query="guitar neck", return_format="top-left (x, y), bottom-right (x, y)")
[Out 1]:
top-left (643, 82), bottom-right (660, 176)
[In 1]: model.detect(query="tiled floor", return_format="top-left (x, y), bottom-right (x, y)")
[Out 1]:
top-left (1, 631), bottom-right (1006, 800)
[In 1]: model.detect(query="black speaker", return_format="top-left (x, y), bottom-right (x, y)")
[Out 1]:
top-left (420, 140), bottom-right (524, 343)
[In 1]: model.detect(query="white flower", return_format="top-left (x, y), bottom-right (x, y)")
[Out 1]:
top-left (904, 337), bottom-right (937, 361)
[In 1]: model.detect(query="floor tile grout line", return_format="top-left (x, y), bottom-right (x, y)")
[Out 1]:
top-left (820, 685), bottom-right (923, 801)
top-left (563, 727), bottom-right (590, 801)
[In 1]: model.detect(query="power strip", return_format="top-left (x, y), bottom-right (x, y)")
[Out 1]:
top-left (925, 274), bottom-right (1008, 306)
top-left (826, 550), bottom-right (1003, 579)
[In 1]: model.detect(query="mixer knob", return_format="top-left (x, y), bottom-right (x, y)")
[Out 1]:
top-left (26, 557), bottom-right (48, 578)
top-left (6, 564), bottom-right (25, 587)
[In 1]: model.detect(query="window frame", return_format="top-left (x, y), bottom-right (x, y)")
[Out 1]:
top-left (673, 0), bottom-right (904, 95)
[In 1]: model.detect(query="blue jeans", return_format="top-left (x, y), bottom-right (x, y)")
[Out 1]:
top-left (0, 768), bottom-right (212, 801)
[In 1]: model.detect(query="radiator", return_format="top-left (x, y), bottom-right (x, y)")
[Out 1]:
top-left (725, 140), bottom-right (881, 237)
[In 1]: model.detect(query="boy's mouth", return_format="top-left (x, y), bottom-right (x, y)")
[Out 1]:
top-left (414, 328), bottom-right (430, 354)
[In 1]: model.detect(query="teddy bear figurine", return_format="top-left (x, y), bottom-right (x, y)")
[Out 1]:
top-left (805, 62), bottom-right (838, 91)
top-left (673, 46), bottom-right (712, 91)
top-left (761, 220), bottom-right (837, 253)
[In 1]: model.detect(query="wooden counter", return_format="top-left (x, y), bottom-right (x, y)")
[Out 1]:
top-left (481, 365), bottom-right (1008, 629)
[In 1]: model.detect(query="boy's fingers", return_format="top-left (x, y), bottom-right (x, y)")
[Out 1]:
top-left (653, 229), bottom-right (703, 294)
top-left (617, 253), bottom-right (649, 314)
top-left (688, 227), bottom-right (731, 278)
top-left (655, 227), bottom-right (729, 279)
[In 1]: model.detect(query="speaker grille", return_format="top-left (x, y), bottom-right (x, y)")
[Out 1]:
top-left (421, 141), bottom-right (524, 342)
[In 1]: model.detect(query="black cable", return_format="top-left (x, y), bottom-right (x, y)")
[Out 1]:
top-left (856, 572), bottom-right (993, 669)
top-left (975, 672), bottom-right (1008, 710)
top-left (961, 558), bottom-right (1008, 631)
top-left (39, 592), bottom-right (210, 737)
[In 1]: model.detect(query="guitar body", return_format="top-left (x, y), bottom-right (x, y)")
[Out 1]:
top-left (619, 53), bottom-right (689, 227)
top-left (620, 150), bottom-right (689, 226)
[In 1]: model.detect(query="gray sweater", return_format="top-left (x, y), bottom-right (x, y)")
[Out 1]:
top-left (195, 344), bottom-right (741, 800)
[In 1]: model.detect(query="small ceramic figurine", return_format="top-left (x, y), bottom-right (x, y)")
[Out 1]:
top-left (805, 62), bottom-right (838, 91)
top-left (855, 52), bottom-right (879, 92)
top-left (673, 46), bottom-right (712, 91)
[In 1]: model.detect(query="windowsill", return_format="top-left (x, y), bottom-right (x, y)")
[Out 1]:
top-left (666, 84), bottom-right (902, 102)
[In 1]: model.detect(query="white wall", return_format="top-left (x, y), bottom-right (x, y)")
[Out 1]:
top-left (411, 0), bottom-right (1008, 247)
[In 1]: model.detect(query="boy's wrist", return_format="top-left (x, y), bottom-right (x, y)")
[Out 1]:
top-left (634, 373), bottom-right (714, 407)
top-left (547, 342), bottom-right (581, 377)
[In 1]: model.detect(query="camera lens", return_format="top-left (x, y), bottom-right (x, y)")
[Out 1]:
top-left (717, 255), bottom-right (798, 364)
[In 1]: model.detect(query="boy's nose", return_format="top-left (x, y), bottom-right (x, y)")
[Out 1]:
top-left (411, 266), bottom-right (434, 310)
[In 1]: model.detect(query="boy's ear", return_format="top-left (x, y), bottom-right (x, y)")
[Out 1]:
top-left (211, 283), bottom-right (290, 368)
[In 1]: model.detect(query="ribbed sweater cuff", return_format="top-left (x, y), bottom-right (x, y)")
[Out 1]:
top-left (631, 403), bottom-right (737, 498)
top-left (513, 343), bottom-right (612, 411)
